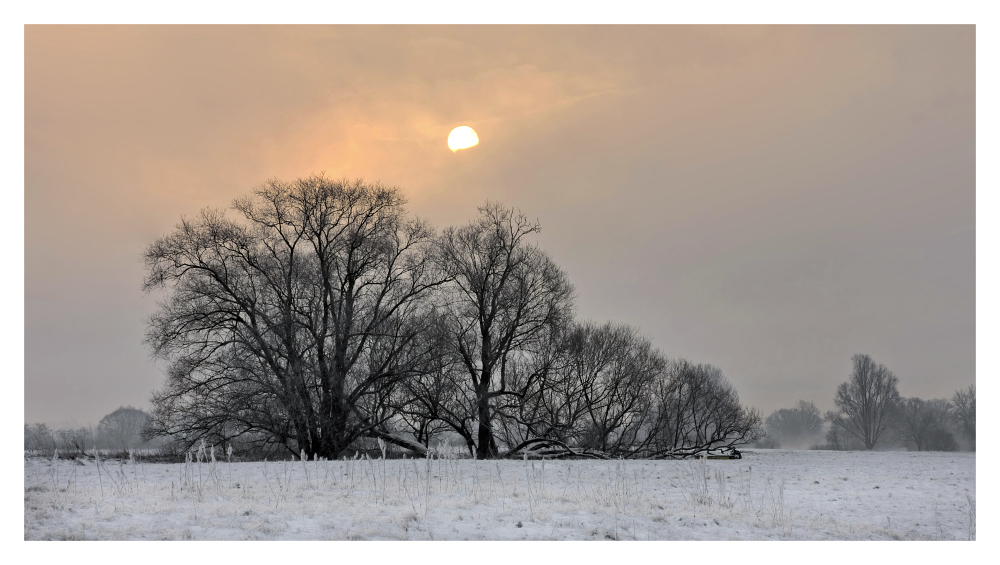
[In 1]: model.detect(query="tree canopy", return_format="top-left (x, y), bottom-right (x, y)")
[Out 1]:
top-left (143, 176), bottom-right (765, 459)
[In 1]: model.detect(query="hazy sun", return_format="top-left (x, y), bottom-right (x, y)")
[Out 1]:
top-left (448, 126), bottom-right (479, 152)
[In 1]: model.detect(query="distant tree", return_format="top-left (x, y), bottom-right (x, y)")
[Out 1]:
top-left (55, 427), bottom-right (95, 456)
top-left (924, 425), bottom-right (959, 452)
top-left (24, 423), bottom-right (56, 454)
top-left (823, 420), bottom-right (844, 450)
top-left (951, 384), bottom-right (975, 450)
top-left (764, 400), bottom-right (824, 449)
top-left (894, 398), bottom-right (955, 451)
top-left (825, 354), bottom-right (901, 450)
top-left (821, 419), bottom-right (864, 451)
top-left (97, 406), bottom-right (151, 453)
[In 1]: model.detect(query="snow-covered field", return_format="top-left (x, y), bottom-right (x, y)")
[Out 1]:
top-left (24, 449), bottom-right (974, 541)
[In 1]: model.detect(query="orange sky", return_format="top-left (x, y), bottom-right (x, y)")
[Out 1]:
top-left (25, 26), bottom-right (974, 427)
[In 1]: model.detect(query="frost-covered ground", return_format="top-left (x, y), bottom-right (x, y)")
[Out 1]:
top-left (24, 449), bottom-right (974, 541)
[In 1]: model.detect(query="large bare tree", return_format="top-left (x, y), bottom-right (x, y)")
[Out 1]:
top-left (825, 354), bottom-right (901, 450)
top-left (434, 202), bottom-right (574, 459)
top-left (143, 176), bottom-right (446, 458)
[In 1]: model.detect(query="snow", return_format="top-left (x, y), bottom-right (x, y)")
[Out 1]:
top-left (24, 449), bottom-right (974, 541)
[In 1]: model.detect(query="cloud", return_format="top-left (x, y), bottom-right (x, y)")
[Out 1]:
top-left (24, 25), bottom-right (974, 425)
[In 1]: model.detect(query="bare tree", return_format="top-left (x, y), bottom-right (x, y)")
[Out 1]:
top-left (764, 400), bottom-right (823, 449)
top-left (503, 343), bottom-right (764, 460)
top-left (55, 427), bottom-right (95, 457)
top-left (97, 406), bottom-right (151, 453)
top-left (144, 176), bottom-right (446, 459)
top-left (647, 360), bottom-right (763, 458)
top-left (494, 321), bottom-right (666, 458)
top-left (821, 419), bottom-right (864, 451)
top-left (24, 423), bottom-right (56, 454)
top-left (822, 421), bottom-right (844, 450)
top-left (390, 315), bottom-right (465, 450)
top-left (826, 354), bottom-right (901, 450)
top-left (558, 322), bottom-right (663, 455)
top-left (951, 384), bottom-right (975, 450)
top-left (493, 326), bottom-right (580, 452)
top-left (894, 397), bottom-right (956, 451)
top-left (434, 202), bottom-right (574, 458)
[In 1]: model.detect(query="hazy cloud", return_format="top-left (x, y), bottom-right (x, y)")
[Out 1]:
top-left (25, 25), bottom-right (973, 426)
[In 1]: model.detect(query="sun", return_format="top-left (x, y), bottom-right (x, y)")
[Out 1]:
top-left (448, 126), bottom-right (479, 152)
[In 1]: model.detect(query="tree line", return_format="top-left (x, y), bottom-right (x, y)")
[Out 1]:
top-left (758, 355), bottom-right (975, 452)
top-left (140, 176), bottom-right (763, 460)
top-left (24, 406), bottom-right (155, 456)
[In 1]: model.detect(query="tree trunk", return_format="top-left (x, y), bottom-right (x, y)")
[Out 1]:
top-left (476, 394), bottom-right (498, 459)
top-left (314, 397), bottom-right (351, 459)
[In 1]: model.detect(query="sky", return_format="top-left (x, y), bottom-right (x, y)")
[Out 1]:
top-left (24, 25), bottom-right (975, 428)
